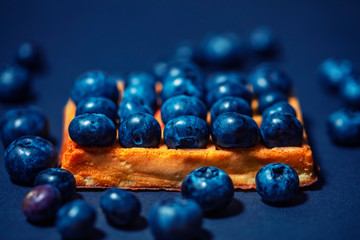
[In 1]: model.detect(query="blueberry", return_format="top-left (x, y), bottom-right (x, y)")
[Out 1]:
top-left (148, 198), bottom-right (203, 240)
top-left (22, 185), bottom-right (61, 223)
top-left (327, 108), bottom-right (360, 146)
top-left (211, 112), bottom-right (259, 148)
top-left (199, 32), bottom-right (244, 67)
top-left (181, 166), bottom-right (234, 212)
top-left (339, 73), bottom-right (360, 108)
top-left (153, 61), bottom-right (168, 80)
top-left (118, 99), bottom-right (154, 123)
top-left (0, 106), bottom-right (49, 147)
top-left (318, 58), bottom-right (353, 91)
top-left (260, 113), bottom-right (303, 148)
top-left (257, 91), bottom-right (288, 114)
top-left (262, 101), bottom-right (297, 120)
top-left (119, 113), bottom-right (161, 148)
top-left (4, 136), bottom-right (58, 184)
top-left (56, 200), bottom-right (96, 240)
top-left (161, 77), bottom-right (205, 102)
top-left (75, 97), bottom-right (118, 124)
top-left (69, 113), bottom-right (116, 146)
top-left (100, 188), bottom-right (141, 226)
top-left (70, 70), bottom-right (119, 105)
top-left (164, 115), bottom-right (209, 149)
top-left (161, 95), bottom-right (207, 125)
top-left (255, 163), bottom-right (299, 203)
top-left (0, 64), bottom-right (31, 102)
top-left (123, 84), bottom-right (157, 111)
top-left (34, 168), bottom-right (76, 201)
top-left (126, 71), bottom-right (156, 87)
top-left (210, 96), bottom-right (253, 122)
top-left (172, 41), bottom-right (198, 61)
top-left (249, 64), bottom-right (292, 96)
top-left (206, 82), bottom-right (252, 107)
top-left (15, 41), bottom-right (43, 69)
top-left (206, 71), bottom-right (247, 91)
top-left (249, 26), bottom-right (277, 55)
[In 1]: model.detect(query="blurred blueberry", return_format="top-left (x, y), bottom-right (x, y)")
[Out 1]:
top-left (206, 82), bottom-right (252, 107)
top-left (210, 96), bottom-right (253, 122)
top-left (56, 200), bottom-right (96, 240)
top-left (181, 166), bottom-right (234, 212)
top-left (164, 115), bottom-right (209, 149)
top-left (318, 58), bottom-right (353, 91)
top-left (249, 64), bottom-right (292, 96)
top-left (249, 26), bottom-right (277, 55)
top-left (199, 32), bottom-right (244, 67)
top-left (262, 101), bottom-right (297, 120)
top-left (118, 99), bottom-right (154, 123)
top-left (339, 73), bottom-right (360, 108)
top-left (206, 71), bottom-right (247, 91)
top-left (119, 112), bottom-right (161, 148)
top-left (70, 70), bottom-right (119, 105)
top-left (161, 95), bottom-right (207, 125)
top-left (123, 84), bottom-right (157, 111)
top-left (149, 198), bottom-right (203, 240)
top-left (255, 163), bottom-right (299, 203)
top-left (327, 108), bottom-right (360, 146)
top-left (153, 61), bottom-right (168, 80)
top-left (126, 71), bottom-right (156, 87)
top-left (100, 188), bottom-right (141, 226)
top-left (161, 77), bottom-right (205, 102)
top-left (15, 41), bottom-right (43, 69)
top-left (172, 41), bottom-right (198, 62)
top-left (34, 168), bottom-right (76, 201)
top-left (260, 113), bottom-right (303, 148)
top-left (4, 136), bottom-right (58, 185)
top-left (69, 113), bottom-right (116, 146)
top-left (0, 64), bottom-right (31, 102)
top-left (257, 91), bottom-right (288, 114)
top-left (76, 97), bottom-right (118, 123)
top-left (211, 112), bottom-right (259, 148)
top-left (0, 106), bottom-right (49, 147)
top-left (22, 185), bottom-right (61, 223)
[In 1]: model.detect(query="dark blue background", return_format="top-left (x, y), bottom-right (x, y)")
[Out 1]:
top-left (1, 1), bottom-right (360, 239)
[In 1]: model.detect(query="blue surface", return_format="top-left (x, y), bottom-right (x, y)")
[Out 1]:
top-left (0, 1), bottom-right (360, 239)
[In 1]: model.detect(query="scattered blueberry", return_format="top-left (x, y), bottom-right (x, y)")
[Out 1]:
top-left (149, 198), bottom-right (203, 240)
top-left (161, 76), bottom-right (205, 102)
top-left (34, 168), bottom-right (76, 201)
top-left (206, 82), bottom-right (252, 107)
top-left (161, 95), bottom-right (207, 125)
top-left (70, 70), bottom-right (119, 105)
top-left (318, 58), bottom-right (353, 91)
top-left (260, 113), bottom-right (303, 148)
top-left (153, 61), bottom-right (168, 80)
top-left (15, 41), bottom-right (43, 69)
top-left (164, 115), bottom-right (209, 149)
top-left (76, 97), bottom-right (118, 123)
top-left (4, 136), bottom-right (58, 184)
top-left (249, 26), bottom-right (277, 55)
top-left (172, 41), bottom-right (198, 61)
top-left (69, 113), bottom-right (117, 146)
top-left (0, 106), bottom-right (49, 147)
top-left (249, 64), bottom-right (292, 96)
top-left (206, 71), bottom-right (247, 91)
top-left (255, 163), bottom-right (299, 203)
top-left (56, 200), bottom-right (96, 240)
top-left (262, 101), bottom-right (297, 120)
top-left (119, 112), bottom-right (161, 148)
top-left (118, 98), bottom-right (154, 123)
top-left (327, 108), bottom-right (360, 146)
top-left (210, 96), bottom-right (253, 122)
top-left (100, 188), bottom-right (141, 226)
top-left (22, 185), bottom-right (61, 223)
top-left (257, 91), bottom-right (288, 114)
top-left (181, 167), bottom-right (234, 212)
top-left (0, 64), bottom-right (31, 102)
top-left (123, 84), bottom-right (157, 111)
top-left (339, 73), bottom-right (360, 108)
top-left (126, 71), bottom-right (156, 87)
top-left (211, 112), bottom-right (259, 148)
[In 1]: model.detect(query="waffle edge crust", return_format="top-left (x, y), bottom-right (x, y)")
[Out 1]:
top-left (60, 89), bottom-right (318, 191)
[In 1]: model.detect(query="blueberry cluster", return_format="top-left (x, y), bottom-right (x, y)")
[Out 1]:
top-left (319, 58), bottom-right (360, 146)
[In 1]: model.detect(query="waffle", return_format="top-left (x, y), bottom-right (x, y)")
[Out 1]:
top-left (60, 83), bottom-right (318, 190)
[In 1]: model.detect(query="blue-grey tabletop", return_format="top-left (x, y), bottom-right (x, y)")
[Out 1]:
top-left (1, 1), bottom-right (360, 239)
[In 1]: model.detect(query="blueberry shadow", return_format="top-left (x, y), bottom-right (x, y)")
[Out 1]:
top-left (0, 89), bottom-right (37, 104)
top-left (62, 227), bottom-right (106, 240)
top-left (27, 218), bottom-right (55, 228)
top-left (107, 215), bottom-right (148, 231)
top-left (194, 228), bottom-right (213, 240)
top-left (63, 192), bottom-right (84, 203)
top-left (204, 198), bottom-right (243, 219)
top-left (263, 191), bottom-right (308, 208)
